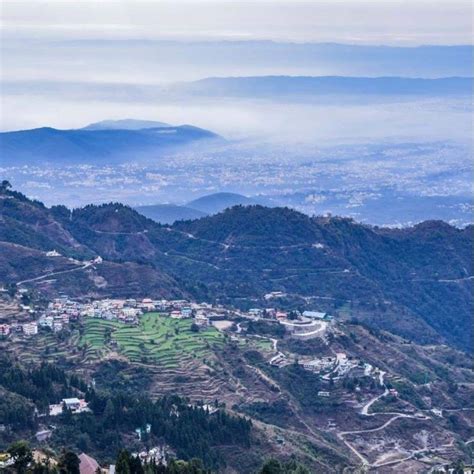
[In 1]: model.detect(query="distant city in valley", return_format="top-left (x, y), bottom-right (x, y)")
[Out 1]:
top-left (2, 120), bottom-right (472, 227)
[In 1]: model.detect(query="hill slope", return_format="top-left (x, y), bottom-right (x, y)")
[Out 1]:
top-left (0, 189), bottom-right (472, 351)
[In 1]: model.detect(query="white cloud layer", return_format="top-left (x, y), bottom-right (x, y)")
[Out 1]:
top-left (1, 1), bottom-right (472, 44)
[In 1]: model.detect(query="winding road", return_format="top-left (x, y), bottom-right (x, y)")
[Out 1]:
top-left (337, 370), bottom-right (431, 468)
top-left (360, 371), bottom-right (387, 416)
top-left (16, 261), bottom-right (94, 286)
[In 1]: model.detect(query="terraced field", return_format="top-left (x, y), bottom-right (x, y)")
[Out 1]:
top-left (81, 313), bottom-right (226, 368)
top-left (7, 330), bottom-right (85, 365)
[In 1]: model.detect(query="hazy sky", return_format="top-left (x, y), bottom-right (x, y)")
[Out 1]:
top-left (0, 1), bottom-right (472, 133)
top-left (1, 0), bottom-right (472, 44)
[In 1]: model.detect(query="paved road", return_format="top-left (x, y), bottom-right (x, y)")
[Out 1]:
top-left (16, 262), bottom-right (94, 286)
top-left (360, 371), bottom-right (387, 416)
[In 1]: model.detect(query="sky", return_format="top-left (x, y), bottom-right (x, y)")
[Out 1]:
top-left (1, 0), bottom-right (472, 44)
top-left (0, 1), bottom-right (472, 133)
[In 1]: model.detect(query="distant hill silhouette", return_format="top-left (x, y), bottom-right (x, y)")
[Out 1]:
top-left (82, 119), bottom-right (171, 130)
top-left (0, 124), bottom-right (221, 165)
top-left (135, 204), bottom-right (208, 224)
top-left (187, 192), bottom-right (262, 214)
top-left (178, 75), bottom-right (473, 97)
top-left (135, 193), bottom-right (269, 224)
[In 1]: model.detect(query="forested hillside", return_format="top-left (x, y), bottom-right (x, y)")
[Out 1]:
top-left (0, 186), bottom-right (472, 351)
top-left (0, 355), bottom-right (252, 470)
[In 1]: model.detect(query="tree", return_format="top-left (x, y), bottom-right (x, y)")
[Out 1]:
top-left (116, 449), bottom-right (132, 474)
top-left (288, 311), bottom-right (298, 321)
top-left (7, 440), bottom-right (33, 474)
top-left (0, 180), bottom-right (12, 192)
top-left (128, 455), bottom-right (143, 474)
top-left (58, 451), bottom-right (80, 474)
top-left (103, 399), bottom-right (116, 427)
top-left (259, 459), bottom-right (283, 474)
top-left (258, 458), bottom-right (310, 474)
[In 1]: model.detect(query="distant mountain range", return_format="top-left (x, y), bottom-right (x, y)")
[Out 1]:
top-left (4, 74), bottom-right (471, 112)
top-left (177, 75), bottom-right (474, 97)
top-left (0, 122), bottom-right (221, 165)
top-left (1, 187), bottom-right (472, 351)
top-left (135, 192), bottom-right (267, 224)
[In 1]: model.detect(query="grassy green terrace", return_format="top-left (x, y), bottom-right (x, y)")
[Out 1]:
top-left (80, 313), bottom-right (225, 368)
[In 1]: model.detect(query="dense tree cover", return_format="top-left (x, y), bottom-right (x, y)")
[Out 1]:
top-left (7, 440), bottom-right (33, 474)
top-left (57, 451), bottom-right (80, 474)
top-left (257, 458), bottom-right (310, 474)
top-left (0, 391), bottom-right (35, 429)
top-left (61, 391), bottom-right (252, 468)
top-left (0, 356), bottom-right (87, 421)
top-left (0, 357), bottom-right (252, 470)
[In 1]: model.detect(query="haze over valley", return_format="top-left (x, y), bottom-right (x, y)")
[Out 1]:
top-left (2, 37), bottom-right (472, 227)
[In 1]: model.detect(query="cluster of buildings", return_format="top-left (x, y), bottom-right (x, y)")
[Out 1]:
top-left (0, 321), bottom-right (42, 337)
top-left (0, 295), bottom-right (244, 340)
top-left (248, 308), bottom-right (331, 322)
top-left (0, 296), bottom-right (82, 338)
top-left (247, 308), bottom-right (333, 340)
top-left (297, 352), bottom-right (365, 381)
top-left (74, 296), bottom-right (236, 328)
top-left (132, 446), bottom-right (168, 466)
top-left (0, 285), bottom-right (336, 346)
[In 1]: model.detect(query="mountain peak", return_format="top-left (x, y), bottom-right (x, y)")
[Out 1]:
top-left (82, 119), bottom-right (171, 130)
top-left (186, 192), bottom-right (259, 214)
top-left (0, 123), bottom-right (221, 165)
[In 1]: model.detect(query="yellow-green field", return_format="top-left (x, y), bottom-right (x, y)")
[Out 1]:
top-left (81, 313), bottom-right (225, 367)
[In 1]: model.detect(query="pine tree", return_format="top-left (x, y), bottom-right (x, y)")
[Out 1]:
top-left (116, 449), bottom-right (132, 474)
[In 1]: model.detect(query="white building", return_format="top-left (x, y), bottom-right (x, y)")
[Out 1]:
top-left (49, 397), bottom-right (90, 416)
top-left (123, 307), bottom-right (140, 317)
top-left (194, 313), bottom-right (209, 326)
top-left (22, 322), bottom-right (38, 336)
top-left (46, 250), bottom-right (61, 257)
top-left (52, 321), bottom-right (63, 333)
top-left (302, 311), bottom-right (326, 319)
